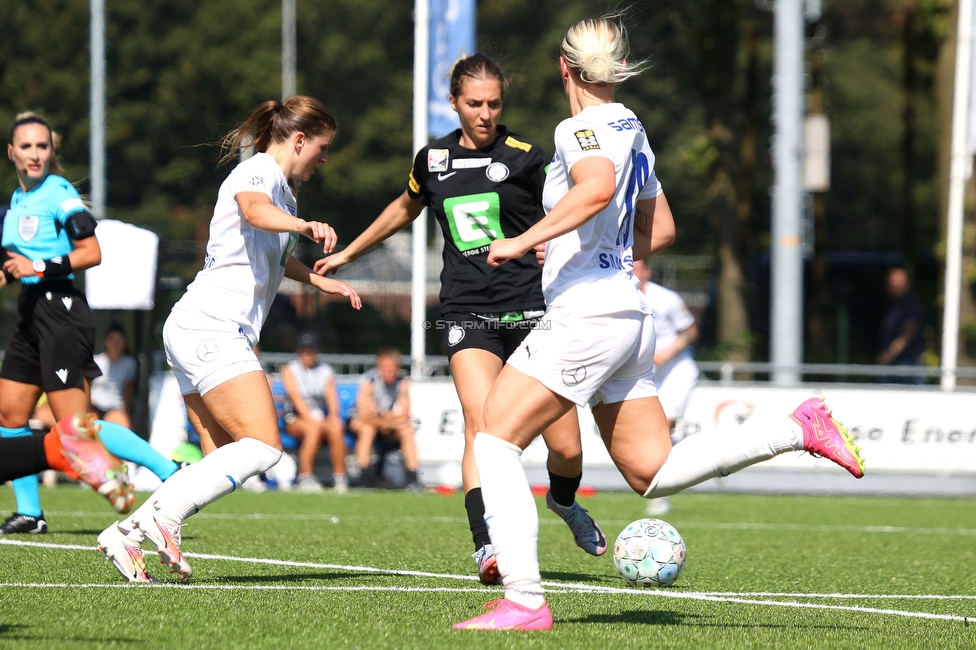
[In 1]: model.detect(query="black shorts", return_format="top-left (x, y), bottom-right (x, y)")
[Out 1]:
top-left (440, 310), bottom-right (545, 361)
top-left (0, 281), bottom-right (101, 392)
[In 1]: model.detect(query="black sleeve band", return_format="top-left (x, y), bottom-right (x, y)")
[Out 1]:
top-left (65, 211), bottom-right (98, 240)
top-left (41, 256), bottom-right (72, 278)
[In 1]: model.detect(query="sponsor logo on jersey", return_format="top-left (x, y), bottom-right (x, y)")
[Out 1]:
top-left (18, 215), bottom-right (39, 241)
top-left (452, 157), bottom-right (491, 169)
top-left (574, 130), bottom-right (601, 151)
top-left (561, 363), bottom-right (587, 386)
top-left (607, 117), bottom-right (645, 132)
top-left (428, 149), bottom-right (450, 172)
top-left (197, 341), bottom-right (219, 363)
top-left (408, 169), bottom-right (420, 194)
top-left (485, 162), bottom-right (509, 183)
top-left (284, 203), bottom-right (297, 216)
top-left (442, 192), bottom-right (503, 252)
top-left (504, 135), bottom-right (532, 153)
top-left (437, 172), bottom-right (458, 181)
top-left (247, 175), bottom-right (268, 187)
top-left (598, 252), bottom-right (633, 270)
top-left (448, 325), bottom-right (465, 347)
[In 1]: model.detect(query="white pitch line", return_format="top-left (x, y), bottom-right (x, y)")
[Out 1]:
top-left (37, 510), bottom-right (976, 536)
top-left (697, 592), bottom-right (976, 600)
top-left (678, 595), bottom-right (973, 623)
top-left (0, 583), bottom-right (495, 593)
top-left (3, 539), bottom-right (974, 623)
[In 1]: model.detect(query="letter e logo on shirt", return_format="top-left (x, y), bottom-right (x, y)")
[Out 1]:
top-left (442, 192), bottom-right (503, 252)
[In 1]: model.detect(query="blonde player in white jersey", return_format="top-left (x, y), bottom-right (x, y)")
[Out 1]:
top-left (454, 15), bottom-right (865, 631)
top-left (96, 96), bottom-right (361, 583)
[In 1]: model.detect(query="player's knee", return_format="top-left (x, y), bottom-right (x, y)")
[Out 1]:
top-left (236, 437), bottom-right (283, 473)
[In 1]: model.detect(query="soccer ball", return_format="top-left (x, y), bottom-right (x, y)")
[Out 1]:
top-left (612, 518), bottom-right (686, 587)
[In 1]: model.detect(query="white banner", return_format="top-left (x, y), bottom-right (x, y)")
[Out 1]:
top-left (411, 380), bottom-right (976, 474)
top-left (147, 373), bottom-right (976, 478)
top-left (85, 219), bottom-right (159, 310)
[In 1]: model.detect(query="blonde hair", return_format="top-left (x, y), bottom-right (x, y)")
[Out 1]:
top-left (560, 15), bottom-right (647, 85)
top-left (9, 112), bottom-right (65, 176)
top-left (219, 95), bottom-right (337, 166)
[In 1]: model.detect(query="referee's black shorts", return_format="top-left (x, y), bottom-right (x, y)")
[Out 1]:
top-left (0, 280), bottom-right (101, 392)
top-left (440, 310), bottom-right (543, 362)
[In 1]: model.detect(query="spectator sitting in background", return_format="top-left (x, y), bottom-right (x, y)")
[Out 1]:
top-left (348, 348), bottom-right (421, 490)
top-left (90, 323), bottom-right (138, 430)
top-left (280, 332), bottom-right (348, 493)
top-left (877, 267), bottom-right (925, 385)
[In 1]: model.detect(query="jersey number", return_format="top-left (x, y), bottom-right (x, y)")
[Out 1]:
top-left (443, 192), bottom-right (503, 252)
top-left (617, 150), bottom-right (650, 248)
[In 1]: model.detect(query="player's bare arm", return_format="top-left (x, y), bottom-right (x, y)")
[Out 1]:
top-left (236, 191), bottom-right (337, 253)
top-left (284, 255), bottom-right (361, 309)
top-left (487, 156), bottom-right (615, 267)
top-left (315, 191), bottom-right (423, 276)
top-left (632, 193), bottom-right (676, 259)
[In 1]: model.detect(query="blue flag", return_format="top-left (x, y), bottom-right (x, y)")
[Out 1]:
top-left (428, 0), bottom-right (476, 138)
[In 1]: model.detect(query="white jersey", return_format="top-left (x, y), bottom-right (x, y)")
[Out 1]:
top-left (172, 153), bottom-right (299, 345)
top-left (542, 103), bottom-right (663, 312)
top-left (285, 359), bottom-right (335, 415)
top-left (644, 281), bottom-right (697, 379)
top-left (90, 353), bottom-right (138, 411)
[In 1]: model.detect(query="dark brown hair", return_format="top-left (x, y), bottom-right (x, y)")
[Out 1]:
top-left (449, 53), bottom-right (507, 100)
top-left (219, 96), bottom-right (337, 166)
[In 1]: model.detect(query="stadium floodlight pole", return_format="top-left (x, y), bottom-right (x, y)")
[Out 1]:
top-left (410, 0), bottom-right (430, 379)
top-left (281, 0), bottom-right (297, 100)
top-left (770, 0), bottom-right (804, 385)
top-left (941, 0), bottom-right (974, 391)
top-left (90, 0), bottom-right (106, 220)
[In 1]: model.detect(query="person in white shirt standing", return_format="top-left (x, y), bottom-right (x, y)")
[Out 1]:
top-left (632, 259), bottom-right (699, 516)
top-left (96, 96), bottom-right (361, 583)
top-left (453, 14), bottom-right (865, 631)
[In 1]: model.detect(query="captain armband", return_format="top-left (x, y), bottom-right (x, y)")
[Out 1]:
top-left (65, 211), bottom-right (98, 240)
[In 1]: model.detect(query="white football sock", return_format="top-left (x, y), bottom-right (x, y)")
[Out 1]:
top-left (643, 423), bottom-right (802, 499)
top-left (133, 438), bottom-right (281, 523)
top-left (474, 433), bottom-right (545, 609)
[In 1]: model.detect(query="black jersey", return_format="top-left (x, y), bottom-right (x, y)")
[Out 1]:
top-left (406, 125), bottom-right (548, 314)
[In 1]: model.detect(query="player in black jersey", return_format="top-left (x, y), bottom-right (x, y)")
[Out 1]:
top-left (317, 54), bottom-right (607, 583)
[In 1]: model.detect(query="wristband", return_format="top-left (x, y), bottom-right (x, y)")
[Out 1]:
top-left (32, 255), bottom-right (72, 279)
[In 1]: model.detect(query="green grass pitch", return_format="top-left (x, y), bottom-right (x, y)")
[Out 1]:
top-left (1, 486), bottom-right (974, 648)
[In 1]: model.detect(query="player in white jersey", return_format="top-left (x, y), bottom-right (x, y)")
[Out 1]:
top-left (454, 15), bottom-right (865, 631)
top-left (96, 96), bottom-right (361, 583)
top-left (633, 259), bottom-right (700, 516)
top-left (632, 259), bottom-right (699, 427)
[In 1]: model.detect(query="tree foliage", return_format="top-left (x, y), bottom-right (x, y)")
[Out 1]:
top-left (0, 0), bottom-right (947, 360)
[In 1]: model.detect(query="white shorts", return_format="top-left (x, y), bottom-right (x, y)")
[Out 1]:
top-left (507, 305), bottom-right (657, 407)
top-left (654, 356), bottom-right (699, 421)
top-left (163, 311), bottom-right (262, 396)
